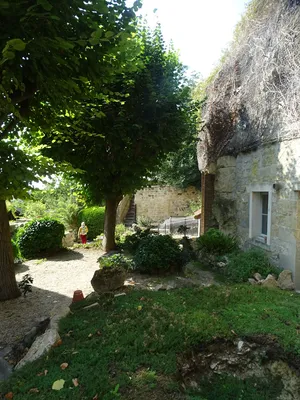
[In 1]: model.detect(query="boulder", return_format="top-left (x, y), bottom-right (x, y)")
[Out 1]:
top-left (253, 272), bottom-right (262, 282)
top-left (16, 329), bottom-right (60, 370)
top-left (91, 268), bottom-right (126, 293)
top-left (278, 270), bottom-right (295, 291)
top-left (261, 274), bottom-right (279, 288)
top-left (85, 291), bottom-right (101, 303)
top-left (248, 278), bottom-right (257, 285)
top-left (62, 231), bottom-right (75, 248)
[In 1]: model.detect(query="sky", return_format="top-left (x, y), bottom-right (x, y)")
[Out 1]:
top-left (128, 0), bottom-right (250, 78)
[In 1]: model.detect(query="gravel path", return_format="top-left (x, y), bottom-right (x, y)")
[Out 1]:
top-left (0, 248), bottom-right (103, 348)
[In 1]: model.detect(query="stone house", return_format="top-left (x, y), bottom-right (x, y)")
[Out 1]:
top-left (198, 0), bottom-right (300, 289)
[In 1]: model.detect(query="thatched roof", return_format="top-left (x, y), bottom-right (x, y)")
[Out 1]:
top-left (198, 0), bottom-right (300, 170)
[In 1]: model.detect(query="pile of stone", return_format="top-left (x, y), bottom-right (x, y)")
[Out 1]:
top-left (248, 270), bottom-right (295, 290)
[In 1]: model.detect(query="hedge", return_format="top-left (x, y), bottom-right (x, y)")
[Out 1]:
top-left (78, 206), bottom-right (105, 240)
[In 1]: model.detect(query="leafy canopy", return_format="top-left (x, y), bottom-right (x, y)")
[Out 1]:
top-left (0, 0), bottom-right (141, 139)
top-left (42, 26), bottom-right (197, 203)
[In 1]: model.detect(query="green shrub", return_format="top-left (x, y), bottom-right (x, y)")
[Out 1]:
top-left (78, 206), bottom-right (105, 240)
top-left (134, 234), bottom-right (182, 273)
top-left (196, 228), bottom-right (239, 256)
top-left (225, 248), bottom-right (281, 283)
top-left (11, 239), bottom-right (21, 260)
top-left (121, 228), bottom-right (152, 254)
top-left (98, 253), bottom-right (135, 271)
top-left (16, 218), bottom-right (65, 259)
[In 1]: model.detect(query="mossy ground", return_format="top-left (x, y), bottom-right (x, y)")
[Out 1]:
top-left (1, 285), bottom-right (300, 399)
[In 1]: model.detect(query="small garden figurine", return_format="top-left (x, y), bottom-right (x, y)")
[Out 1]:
top-left (78, 222), bottom-right (88, 244)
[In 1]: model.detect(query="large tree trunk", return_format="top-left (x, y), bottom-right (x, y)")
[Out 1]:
top-left (0, 200), bottom-right (21, 301)
top-left (102, 195), bottom-right (122, 252)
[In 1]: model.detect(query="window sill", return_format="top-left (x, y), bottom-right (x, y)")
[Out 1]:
top-left (251, 237), bottom-right (271, 251)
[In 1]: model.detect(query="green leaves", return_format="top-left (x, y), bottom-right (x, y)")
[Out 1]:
top-left (37, 0), bottom-right (53, 11)
top-left (1, 38), bottom-right (26, 65)
top-left (6, 38), bottom-right (26, 51)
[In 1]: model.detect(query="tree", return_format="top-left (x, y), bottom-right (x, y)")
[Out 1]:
top-left (0, 142), bottom-right (54, 300)
top-left (42, 27), bottom-right (197, 251)
top-left (0, 0), bottom-right (140, 300)
top-left (155, 139), bottom-right (200, 189)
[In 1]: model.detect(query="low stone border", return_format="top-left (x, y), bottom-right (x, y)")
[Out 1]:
top-left (15, 304), bottom-right (70, 370)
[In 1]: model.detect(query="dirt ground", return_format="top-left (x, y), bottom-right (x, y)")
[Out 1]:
top-left (0, 248), bottom-right (102, 348)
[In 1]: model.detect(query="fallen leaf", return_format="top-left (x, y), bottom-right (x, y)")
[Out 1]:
top-left (137, 305), bottom-right (142, 311)
top-left (4, 393), bottom-right (13, 399)
top-left (52, 379), bottom-right (65, 391)
top-left (29, 388), bottom-right (39, 393)
top-left (37, 369), bottom-right (48, 376)
top-left (72, 378), bottom-right (79, 387)
top-left (53, 339), bottom-right (63, 347)
top-left (60, 362), bottom-right (69, 370)
top-left (140, 297), bottom-right (145, 301)
top-left (88, 333), bottom-right (93, 338)
top-left (93, 394), bottom-right (99, 400)
top-left (96, 330), bottom-right (102, 336)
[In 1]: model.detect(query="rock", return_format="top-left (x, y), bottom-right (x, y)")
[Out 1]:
top-left (237, 340), bottom-right (244, 352)
top-left (23, 327), bottom-right (37, 347)
top-left (91, 268), bottom-right (126, 293)
top-left (0, 358), bottom-right (12, 381)
top-left (248, 278), bottom-right (257, 285)
top-left (62, 231), bottom-right (75, 248)
top-left (253, 272), bottom-right (262, 281)
top-left (261, 274), bottom-right (279, 288)
top-left (50, 305), bottom-right (70, 330)
top-left (83, 302), bottom-right (99, 310)
top-left (85, 292), bottom-right (100, 303)
top-left (278, 270), bottom-right (295, 291)
top-left (16, 329), bottom-right (60, 370)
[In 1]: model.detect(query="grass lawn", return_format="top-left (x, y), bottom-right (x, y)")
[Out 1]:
top-left (1, 285), bottom-right (300, 399)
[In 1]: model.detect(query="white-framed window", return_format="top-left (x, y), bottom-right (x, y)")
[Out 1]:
top-left (248, 185), bottom-right (272, 246)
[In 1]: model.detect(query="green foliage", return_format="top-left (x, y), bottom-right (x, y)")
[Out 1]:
top-left (189, 374), bottom-right (283, 400)
top-left (2, 285), bottom-right (300, 399)
top-left (98, 253), bottom-right (135, 271)
top-left (225, 248), bottom-right (281, 283)
top-left (134, 234), bottom-right (182, 273)
top-left (78, 207), bottom-right (105, 240)
top-left (0, 0), bottom-right (140, 138)
top-left (11, 238), bottom-right (21, 260)
top-left (18, 274), bottom-right (33, 297)
top-left (0, 141), bottom-right (53, 201)
top-left (196, 228), bottom-right (239, 257)
top-left (155, 139), bottom-right (200, 189)
top-left (42, 25), bottom-right (196, 204)
top-left (180, 236), bottom-right (197, 264)
top-left (121, 228), bottom-right (152, 254)
top-left (16, 218), bottom-right (65, 259)
top-left (115, 224), bottom-right (127, 239)
top-left (137, 216), bottom-right (155, 229)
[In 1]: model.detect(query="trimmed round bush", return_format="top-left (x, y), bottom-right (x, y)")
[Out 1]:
top-left (78, 206), bottom-right (105, 240)
top-left (134, 234), bottom-right (182, 273)
top-left (16, 218), bottom-right (65, 259)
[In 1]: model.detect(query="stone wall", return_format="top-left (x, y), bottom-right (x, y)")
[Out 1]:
top-left (134, 185), bottom-right (201, 223)
top-left (212, 138), bottom-right (300, 289)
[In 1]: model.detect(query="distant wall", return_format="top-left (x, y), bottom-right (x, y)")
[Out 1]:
top-left (134, 185), bottom-right (201, 223)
